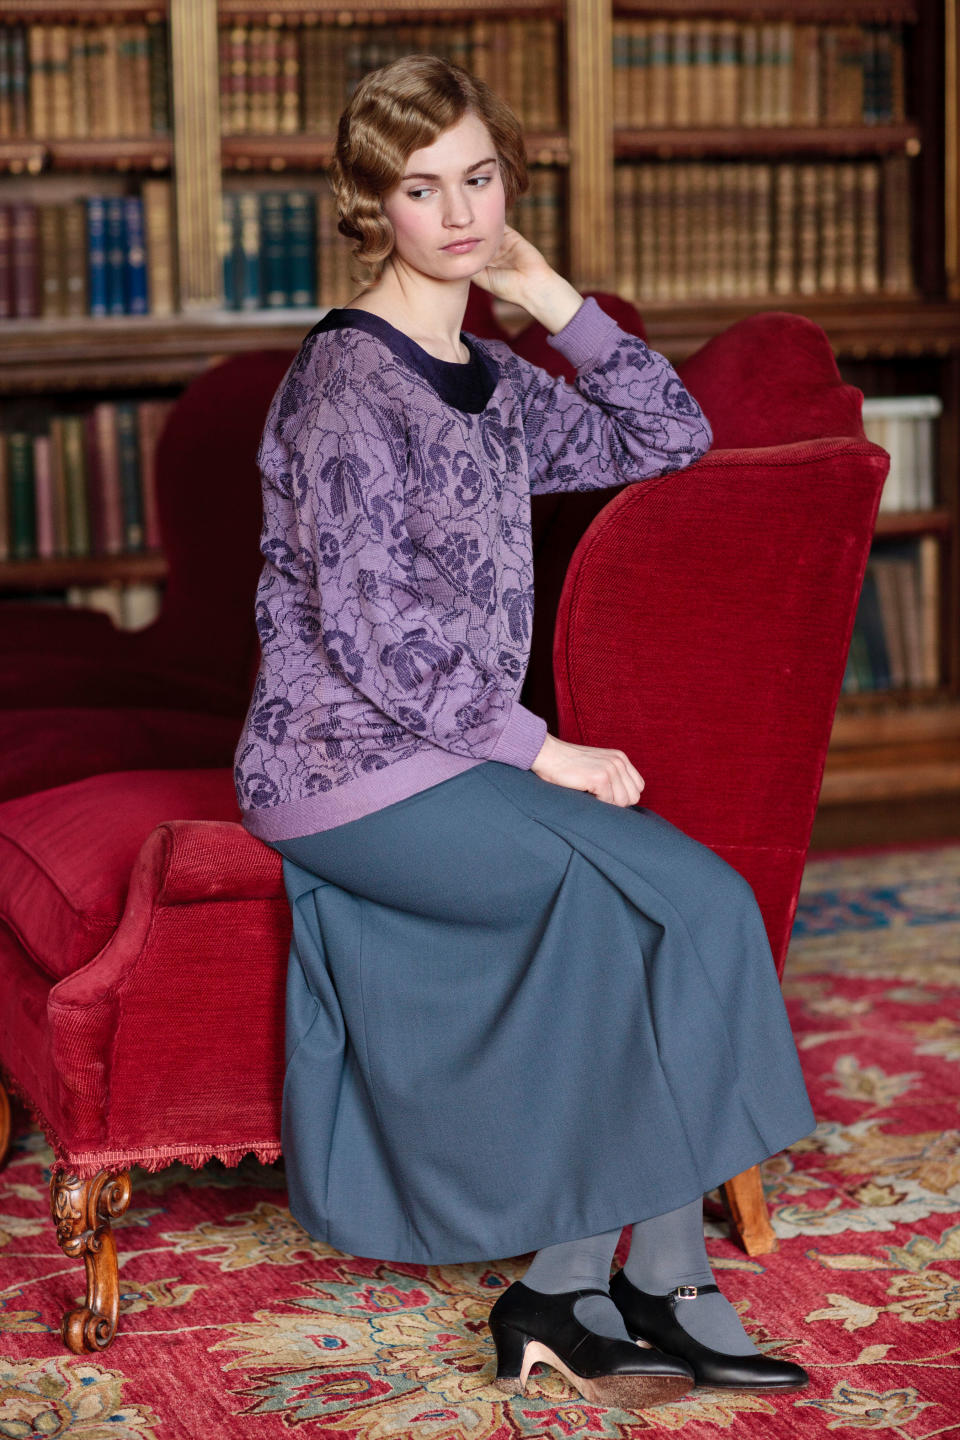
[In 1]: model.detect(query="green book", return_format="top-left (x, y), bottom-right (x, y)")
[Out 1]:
top-left (62, 414), bottom-right (90, 557)
top-left (115, 403), bottom-right (144, 552)
top-left (7, 433), bottom-right (36, 561)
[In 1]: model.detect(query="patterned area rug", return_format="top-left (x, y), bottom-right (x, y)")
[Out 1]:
top-left (2, 842), bottom-right (959, 1439)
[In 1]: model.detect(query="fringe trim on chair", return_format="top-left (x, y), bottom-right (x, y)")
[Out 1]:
top-left (0, 1065), bottom-right (282, 1177)
top-left (48, 1142), bottom-right (284, 1179)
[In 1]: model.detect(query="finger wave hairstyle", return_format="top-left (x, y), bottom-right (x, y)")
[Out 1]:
top-left (328, 53), bottom-right (529, 289)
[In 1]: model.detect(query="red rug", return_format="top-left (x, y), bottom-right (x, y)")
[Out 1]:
top-left (2, 842), bottom-right (959, 1438)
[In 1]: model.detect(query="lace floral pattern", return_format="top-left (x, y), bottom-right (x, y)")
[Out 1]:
top-left (233, 297), bottom-right (713, 834)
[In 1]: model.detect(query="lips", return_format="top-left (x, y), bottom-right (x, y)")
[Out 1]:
top-left (442, 238), bottom-right (481, 250)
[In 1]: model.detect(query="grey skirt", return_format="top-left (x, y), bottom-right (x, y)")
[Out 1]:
top-left (269, 759), bottom-right (816, 1265)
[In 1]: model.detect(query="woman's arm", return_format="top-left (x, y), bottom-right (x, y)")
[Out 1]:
top-left (503, 296), bottom-right (714, 496)
top-left (474, 231), bottom-right (712, 495)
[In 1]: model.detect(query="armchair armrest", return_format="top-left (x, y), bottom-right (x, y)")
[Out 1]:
top-left (48, 820), bottom-right (289, 1173)
top-left (676, 311), bottom-right (865, 451)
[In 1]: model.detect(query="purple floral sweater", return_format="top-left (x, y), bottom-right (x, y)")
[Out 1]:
top-left (234, 295), bottom-right (712, 840)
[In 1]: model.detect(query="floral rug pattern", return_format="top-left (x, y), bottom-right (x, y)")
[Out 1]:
top-left (2, 842), bottom-right (959, 1439)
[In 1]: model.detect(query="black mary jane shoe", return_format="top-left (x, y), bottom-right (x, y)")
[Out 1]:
top-left (608, 1268), bottom-right (809, 1392)
top-left (487, 1280), bottom-right (695, 1409)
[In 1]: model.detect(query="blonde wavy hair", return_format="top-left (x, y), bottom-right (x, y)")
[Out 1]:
top-left (328, 53), bottom-right (529, 289)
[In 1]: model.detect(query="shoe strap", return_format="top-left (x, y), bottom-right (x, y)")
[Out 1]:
top-left (670, 1283), bottom-right (720, 1300)
top-left (575, 1287), bottom-right (614, 1299)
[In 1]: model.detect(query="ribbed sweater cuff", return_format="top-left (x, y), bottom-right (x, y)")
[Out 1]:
top-left (489, 700), bottom-right (549, 769)
top-left (546, 294), bottom-right (623, 371)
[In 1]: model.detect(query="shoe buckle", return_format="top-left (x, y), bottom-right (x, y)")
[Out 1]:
top-left (675, 1285), bottom-right (698, 1299)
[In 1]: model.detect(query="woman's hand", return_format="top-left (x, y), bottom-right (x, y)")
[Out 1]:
top-left (530, 733), bottom-right (645, 808)
top-left (472, 225), bottom-right (583, 333)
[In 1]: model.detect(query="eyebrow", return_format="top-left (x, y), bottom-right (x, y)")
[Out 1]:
top-left (402, 156), bottom-right (498, 182)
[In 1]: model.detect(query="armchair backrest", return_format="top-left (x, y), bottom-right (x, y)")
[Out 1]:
top-left (552, 433), bottom-right (888, 977)
top-left (148, 349), bottom-right (298, 695)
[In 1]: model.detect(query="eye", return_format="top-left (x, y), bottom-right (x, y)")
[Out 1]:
top-left (468, 175), bottom-right (492, 187)
top-left (406, 188), bottom-right (432, 201)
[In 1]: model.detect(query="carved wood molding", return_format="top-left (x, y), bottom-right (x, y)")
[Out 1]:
top-left (170, 0), bottom-right (223, 310)
top-left (50, 1168), bottom-right (133, 1353)
top-left (566, 0), bottom-right (613, 290)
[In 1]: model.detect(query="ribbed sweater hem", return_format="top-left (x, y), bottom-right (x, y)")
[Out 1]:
top-left (242, 703), bottom-right (548, 841)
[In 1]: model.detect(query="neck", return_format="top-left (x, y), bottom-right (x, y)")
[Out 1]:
top-left (353, 263), bottom-right (472, 357)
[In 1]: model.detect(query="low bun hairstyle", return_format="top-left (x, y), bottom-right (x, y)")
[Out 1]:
top-left (328, 53), bottom-right (528, 290)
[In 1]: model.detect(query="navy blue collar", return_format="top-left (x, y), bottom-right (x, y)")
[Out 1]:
top-left (308, 306), bottom-right (500, 414)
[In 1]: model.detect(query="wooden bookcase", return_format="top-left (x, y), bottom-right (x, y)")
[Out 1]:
top-left (2, 0), bottom-right (960, 839)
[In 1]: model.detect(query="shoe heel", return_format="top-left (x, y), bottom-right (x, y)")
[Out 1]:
top-left (489, 1318), bottom-right (536, 1394)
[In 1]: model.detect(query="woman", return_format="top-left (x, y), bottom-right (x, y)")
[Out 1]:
top-left (233, 53), bottom-right (816, 1410)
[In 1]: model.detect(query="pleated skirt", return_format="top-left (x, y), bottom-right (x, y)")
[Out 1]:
top-left (268, 759), bottom-right (816, 1266)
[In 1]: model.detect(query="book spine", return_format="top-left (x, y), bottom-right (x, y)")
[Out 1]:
top-left (27, 24), bottom-right (49, 137)
top-left (63, 413), bottom-right (90, 556)
top-left (33, 433), bottom-right (56, 559)
top-left (0, 205), bottom-right (10, 320)
top-left (238, 192), bottom-right (261, 309)
top-left (87, 195), bottom-right (108, 316)
top-left (93, 402), bottom-right (124, 556)
top-left (8, 433), bottom-right (36, 559)
top-left (142, 179), bottom-right (174, 316)
top-left (11, 200), bottom-right (39, 318)
top-left (105, 195), bottom-right (127, 314)
top-left (9, 24), bottom-right (28, 138)
top-left (0, 431), bottom-right (9, 561)
top-left (38, 203), bottom-right (62, 317)
top-left (150, 20), bottom-right (172, 133)
top-left (261, 191), bottom-right (287, 307)
top-left (115, 401), bottom-right (144, 552)
top-left (47, 416), bottom-right (68, 555)
top-left (123, 194), bottom-right (149, 315)
top-left (137, 400), bottom-right (171, 551)
top-left (0, 27), bottom-right (12, 140)
top-left (285, 190), bottom-right (316, 306)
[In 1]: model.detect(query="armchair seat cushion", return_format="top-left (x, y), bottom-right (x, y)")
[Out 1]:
top-left (0, 769), bottom-right (240, 982)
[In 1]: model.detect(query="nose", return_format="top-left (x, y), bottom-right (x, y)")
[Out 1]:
top-left (443, 186), bottom-right (474, 229)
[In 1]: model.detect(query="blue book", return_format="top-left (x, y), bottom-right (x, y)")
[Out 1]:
top-left (105, 197), bottom-right (127, 314)
top-left (261, 192), bottom-right (288, 307)
top-left (855, 564), bottom-right (891, 689)
top-left (86, 197), bottom-right (108, 316)
top-left (221, 191), bottom-right (238, 309)
top-left (123, 195), bottom-right (149, 314)
top-left (285, 190), bottom-right (317, 307)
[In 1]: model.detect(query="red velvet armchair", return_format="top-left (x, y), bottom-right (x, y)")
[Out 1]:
top-left (0, 301), bottom-right (888, 1354)
top-left (0, 351), bottom-right (300, 804)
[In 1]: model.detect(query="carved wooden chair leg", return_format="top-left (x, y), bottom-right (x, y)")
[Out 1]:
top-left (0, 1077), bottom-right (11, 1169)
top-left (50, 1168), bottom-right (132, 1353)
top-left (722, 1163), bottom-right (778, 1255)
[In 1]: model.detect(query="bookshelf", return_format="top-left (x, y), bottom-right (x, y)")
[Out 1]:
top-left (2, 0), bottom-right (960, 835)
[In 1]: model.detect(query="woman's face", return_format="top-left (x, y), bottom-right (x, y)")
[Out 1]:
top-left (380, 111), bottom-right (506, 282)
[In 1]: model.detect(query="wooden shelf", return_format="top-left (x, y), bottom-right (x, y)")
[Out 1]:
top-left (222, 131), bottom-right (569, 171)
top-left (8, 2), bottom-right (167, 15)
top-left (0, 137), bottom-right (173, 176)
top-left (2, 297), bottom-right (958, 392)
top-left (0, 554), bottom-right (168, 590)
top-left (873, 508), bottom-right (955, 536)
top-left (820, 734), bottom-right (960, 805)
top-left (615, 0), bottom-right (918, 19)
top-left (217, 0), bottom-right (561, 14)
top-left (615, 124), bottom-right (922, 159)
